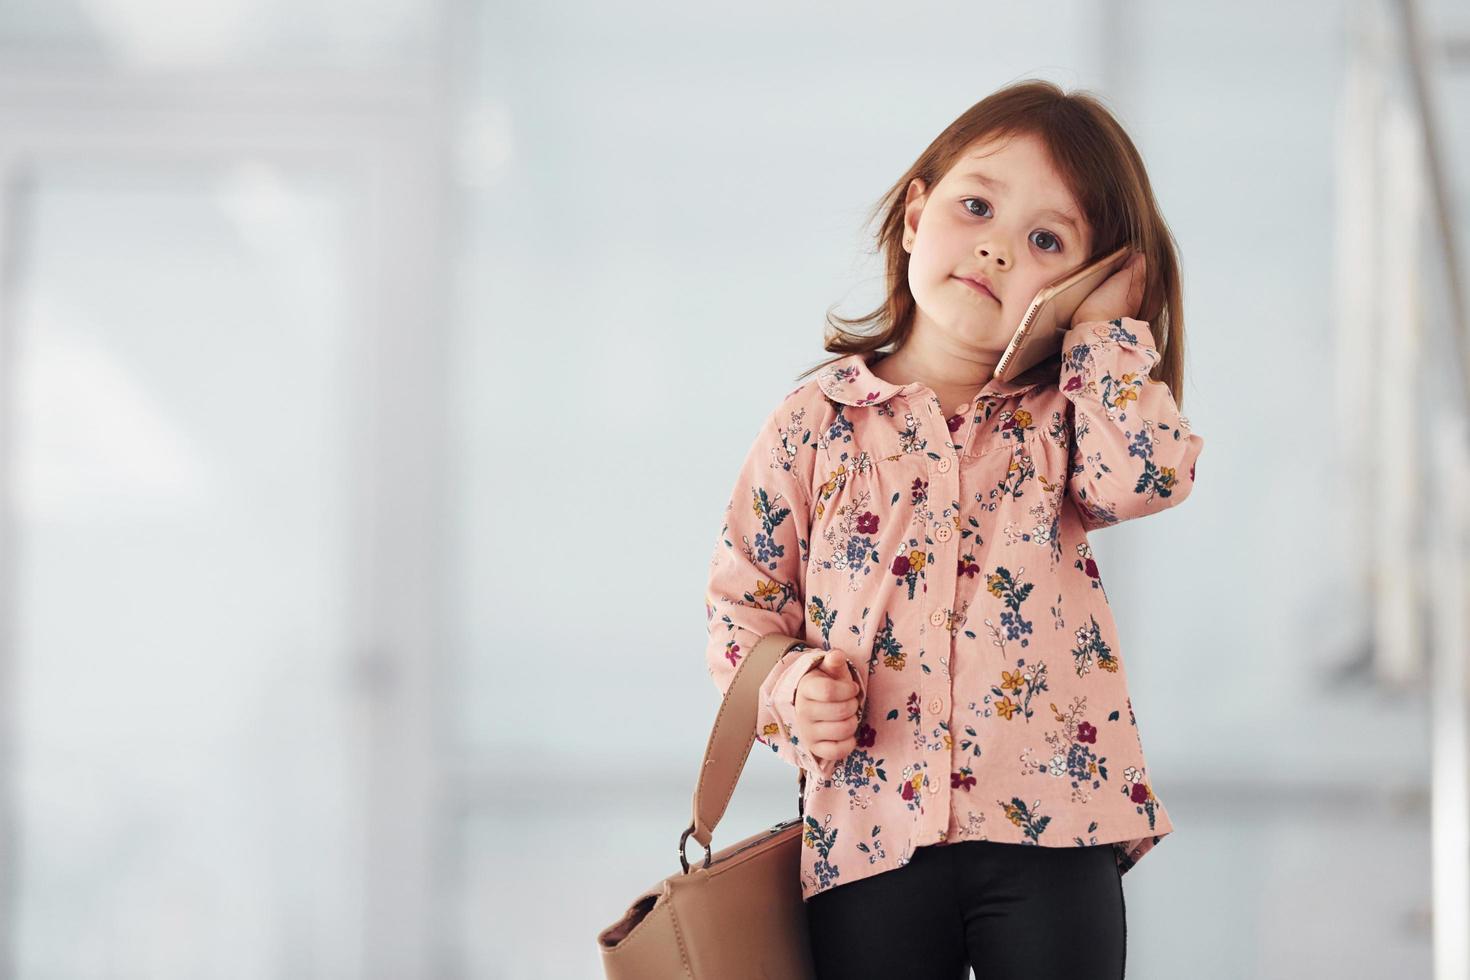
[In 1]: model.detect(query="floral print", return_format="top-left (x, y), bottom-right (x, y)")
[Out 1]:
top-left (704, 316), bottom-right (1204, 902)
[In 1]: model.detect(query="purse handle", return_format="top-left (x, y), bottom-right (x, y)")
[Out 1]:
top-left (680, 632), bottom-right (808, 873)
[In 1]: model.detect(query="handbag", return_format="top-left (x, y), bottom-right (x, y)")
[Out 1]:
top-left (596, 632), bottom-right (817, 979)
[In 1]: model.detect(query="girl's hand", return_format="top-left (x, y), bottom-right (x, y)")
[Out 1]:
top-left (1071, 250), bottom-right (1146, 328)
top-left (794, 648), bottom-right (861, 768)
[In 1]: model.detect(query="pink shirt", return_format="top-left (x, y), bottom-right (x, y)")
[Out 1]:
top-left (704, 316), bottom-right (1204, 902)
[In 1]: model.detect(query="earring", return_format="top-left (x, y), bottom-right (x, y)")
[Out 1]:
top-left (903, 236), bottom-right (913, 249)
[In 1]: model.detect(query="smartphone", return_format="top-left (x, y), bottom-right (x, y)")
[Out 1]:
top-left (993, 243), bottom-right (1136, 382)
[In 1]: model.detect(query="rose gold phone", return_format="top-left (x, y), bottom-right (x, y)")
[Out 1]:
top-left (993, 244), bottom-right (1135, 382)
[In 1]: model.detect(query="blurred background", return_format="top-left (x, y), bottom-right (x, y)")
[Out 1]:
top-left (0, 0), bottom-right (1466, 977)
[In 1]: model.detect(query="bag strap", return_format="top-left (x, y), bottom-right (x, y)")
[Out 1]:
top-left (680, 632), bottom-right (807, 872)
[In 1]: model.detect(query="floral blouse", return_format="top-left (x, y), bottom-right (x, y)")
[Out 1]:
top-left (703, 316), bottom-right (1204, 903)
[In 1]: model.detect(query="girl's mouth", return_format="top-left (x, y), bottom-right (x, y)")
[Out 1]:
top-left (955, 276), bottom-right (999, 302)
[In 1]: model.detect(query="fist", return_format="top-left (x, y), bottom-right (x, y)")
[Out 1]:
top-left (1072, 250), bottom-right (1146, 328)
top-left (794, 648), bottom-right (862, 769)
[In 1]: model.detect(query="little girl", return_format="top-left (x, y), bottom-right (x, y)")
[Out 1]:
top-left (704, 79), bottom-right (1203, 979)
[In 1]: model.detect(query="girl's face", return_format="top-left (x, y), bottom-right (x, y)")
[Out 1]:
top-left (902, 131), bottom-right (1095, 356)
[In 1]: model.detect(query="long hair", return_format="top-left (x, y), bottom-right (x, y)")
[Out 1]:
top-left (799, 78), bottom-right (1191, 408)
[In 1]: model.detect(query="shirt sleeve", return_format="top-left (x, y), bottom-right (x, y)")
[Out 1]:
top-left (704, 395), bottom-right (868, 785)
top-left (1058, 316), bottom-right (1204, 533)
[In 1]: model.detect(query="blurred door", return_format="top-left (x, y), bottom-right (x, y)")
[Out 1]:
top-left (0, 83), bottom-right (445, 980)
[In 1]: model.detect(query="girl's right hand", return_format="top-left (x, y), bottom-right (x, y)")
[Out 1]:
top-left (794, 648), bottom-right (862, 768)
top-left (1072, 250), bottom-right (1146, 328)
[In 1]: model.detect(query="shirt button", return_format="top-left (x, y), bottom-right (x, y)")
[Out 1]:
top-left (953, 402), bottom-right (970, 415)
top-left (934, 524), bottom-right (952, 542)
top-left (927, 779), bottom-right (939, 794)
top-left (928, 697), bottom-right (943, 713)
top-left (936, 457), bottom-right (952, 473)
top-left (929, 609), bottom-right (946, 626)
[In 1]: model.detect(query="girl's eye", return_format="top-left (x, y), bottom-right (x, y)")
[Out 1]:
top-left (960, 197), bottom-right (992, 220)
top-left (960, 198), bottom-right (1064, 254)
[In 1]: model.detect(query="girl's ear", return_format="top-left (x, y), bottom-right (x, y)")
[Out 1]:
top-left (902, 179), bottom-right (928, 241)
top-left (903, 177), bottom-right (928, 207)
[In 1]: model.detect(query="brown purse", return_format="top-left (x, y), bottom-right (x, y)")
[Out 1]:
top-left (596, 632), bottom-right (817, 979)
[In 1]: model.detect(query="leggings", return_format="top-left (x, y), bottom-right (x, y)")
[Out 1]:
top-left (805, 839), bottom-right (1127, 979)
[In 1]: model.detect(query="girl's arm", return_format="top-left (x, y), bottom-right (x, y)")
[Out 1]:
top-left (1058, 316), bottom-right (1204, 533)
top-left (704, 395), bottom-right (868, 783)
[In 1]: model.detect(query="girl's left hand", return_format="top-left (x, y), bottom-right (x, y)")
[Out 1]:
top-left (1071, 250), bottom-right (1146, 328)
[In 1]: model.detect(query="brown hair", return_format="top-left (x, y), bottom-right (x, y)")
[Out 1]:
top-left (798, 78), bottom-right (1191, 408)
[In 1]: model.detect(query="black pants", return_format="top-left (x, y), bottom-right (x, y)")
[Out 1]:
top-left (805, 839), bottom-right (1127, 979)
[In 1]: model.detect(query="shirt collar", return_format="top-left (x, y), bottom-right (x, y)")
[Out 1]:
top-left (816, 349), bottom-right (1051, 408)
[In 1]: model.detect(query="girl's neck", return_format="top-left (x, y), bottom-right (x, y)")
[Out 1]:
top-left (870, 348), bottom-right (996, 415)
